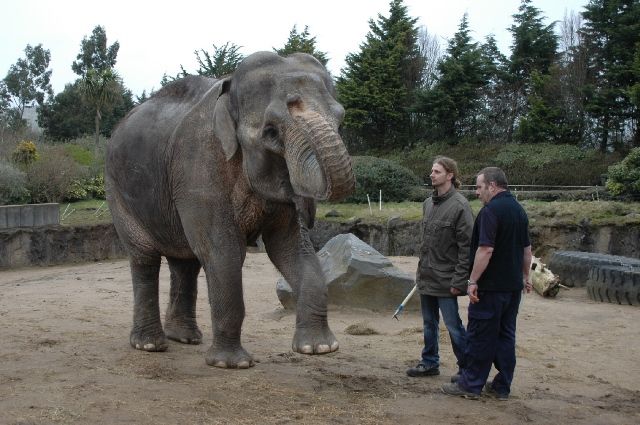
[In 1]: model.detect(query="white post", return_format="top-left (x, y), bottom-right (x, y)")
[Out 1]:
top-left (367, 194), bottom-right (373, 215)
top-left (379, 189), bottom-right (382, 210)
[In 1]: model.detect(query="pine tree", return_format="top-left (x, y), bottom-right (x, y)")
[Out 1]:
top-left (414, 14), bottom-right (488, 142)
top-left (581, 0), bottom-right (640, 151)
top-left (506, 0), bottom-right (559, 143)
top-left (336, 0), bottom-right (423, 151)
top-left (274, 25), bottom-right (328, 66)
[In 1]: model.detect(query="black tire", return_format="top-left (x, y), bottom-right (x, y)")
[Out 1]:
top-left (548, 250), bottom-right (640, 288)
top-left (586, 265), bottom-right (640, 306)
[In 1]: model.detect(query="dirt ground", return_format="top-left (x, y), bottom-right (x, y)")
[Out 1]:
top-left (0, 254), bottom-right (638, 425)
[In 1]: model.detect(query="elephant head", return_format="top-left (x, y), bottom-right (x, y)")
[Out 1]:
top-left (212, 52), bottom-right (355, 204)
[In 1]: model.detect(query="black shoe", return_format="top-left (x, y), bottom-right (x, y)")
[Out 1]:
top-left (441, 382), bottom-right (479, 400)
top-left (450, 373), bottom-right (460, 383)
top-left (406, 364), bottom-right (440, 377)
top-left (484, 382), bottom-right (509, 401)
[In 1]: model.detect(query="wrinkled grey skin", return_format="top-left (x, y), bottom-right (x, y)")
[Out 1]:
top-left (105, 52), bottom-right (355, 368)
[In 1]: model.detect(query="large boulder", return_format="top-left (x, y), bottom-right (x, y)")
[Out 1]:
top-left (276, 233), bottom-right (419, 311)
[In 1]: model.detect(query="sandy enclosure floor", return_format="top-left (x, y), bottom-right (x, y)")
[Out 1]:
top-left (0, 253), bottom-right (638, 425)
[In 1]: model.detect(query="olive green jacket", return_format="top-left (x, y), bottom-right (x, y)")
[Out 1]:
top-left (416, 187), bottom-right (474, 297)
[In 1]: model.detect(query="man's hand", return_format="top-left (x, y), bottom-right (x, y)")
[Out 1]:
top-left (450, 287), bottom-right (462, 296)
top-left (524, 278), bottom-right (532, 294)
top-left (467, 283), bottom-right (479, 304)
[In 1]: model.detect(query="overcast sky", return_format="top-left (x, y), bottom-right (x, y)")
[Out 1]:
top-left (1, 0), bottom-right (587, 98)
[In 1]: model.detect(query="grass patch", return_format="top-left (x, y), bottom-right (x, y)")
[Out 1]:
top-left (59, 199), bottom-right (111, 226)
top-left (57, 198), bottom-right (640, 228)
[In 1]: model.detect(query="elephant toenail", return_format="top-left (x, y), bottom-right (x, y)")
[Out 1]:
top-left (317, 344), bottom-right (330, 353)
top-left (300, 345), bottom-right (313, 354)
top-left (331, 341), bottom-right (339, 351)
top-left (144, 343), bottom-right (155, 350)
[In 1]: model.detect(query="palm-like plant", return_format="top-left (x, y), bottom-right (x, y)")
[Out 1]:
top-left (81, 68), bottom-right (120, 148)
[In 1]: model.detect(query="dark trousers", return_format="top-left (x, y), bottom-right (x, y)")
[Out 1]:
top-left (459, 290), bottom-right (521, 395)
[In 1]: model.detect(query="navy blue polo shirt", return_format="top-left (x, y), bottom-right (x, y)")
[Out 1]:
top-left (470, 191), bottom-right (530, 291)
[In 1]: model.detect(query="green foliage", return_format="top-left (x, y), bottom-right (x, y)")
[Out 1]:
top-left (387, 142), bottom-right (616, 186)
top-left (606, 147), bottom-right (640, 196)
top-left (38, 80), bottom-right (133, 141)
top-left (25, 146), bottom-right (88, 203)
top-left (508, 0), bottom-right (558, 79)
top-left (2, 44), bottom-right (53, 120)
top-left (414, 14), bottom-right (489, 142)
top-left (0, 160), bottom-right (29, 205)
top-left (194, 42), bottom-right (244, 78)
top-left (72, 26), bottom-right (119, 76)
top-left (581, 0), bottom-right (640, 151)
top-left (64, 175), bottom-right (105, 201)
top-left (274, 25), bottom-right (328, 66)
top-left (11, 140), bottom-right (38, 168)
top-left (336, 0), bottom-right (423, 151)
top-left (63, 143), bottom-right (93, 166)
top-left (344, 156), bottom-right (421, 203)
top-left (494, 143), bottom-right (586, 169)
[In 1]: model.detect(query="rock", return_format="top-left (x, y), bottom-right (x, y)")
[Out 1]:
top-left (276, 233), bottom-right (418, 311)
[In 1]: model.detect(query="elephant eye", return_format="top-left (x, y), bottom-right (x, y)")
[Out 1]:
top-left (262, 125), bottom-right (278, 139)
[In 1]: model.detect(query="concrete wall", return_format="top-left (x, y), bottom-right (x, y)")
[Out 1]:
top-left (1, 220), bottom-right (638, 269)
top-left (0, 204), bottom-right (59, 229)
top-left (0, 224), bottom-right (125, 269)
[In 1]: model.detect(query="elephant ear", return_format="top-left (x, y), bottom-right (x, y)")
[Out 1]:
top-left (213, 78), bottom-right (238, 161)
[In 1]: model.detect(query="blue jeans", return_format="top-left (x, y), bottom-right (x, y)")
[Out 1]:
top-left (419, 294), bottom-right (467, 371)
top-left (459, 291), bottom-right (521, 395)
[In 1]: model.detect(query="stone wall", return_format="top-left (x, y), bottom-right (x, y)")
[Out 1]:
top-left (0, 204), bottom-right (59, 229)
top-left (0, 224), bottom-right (125, 269)
top-left (1, 220), bottom-right (638, 269)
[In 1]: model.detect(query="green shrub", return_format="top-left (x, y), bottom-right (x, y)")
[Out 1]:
top-left (344, 156), bottom-right (421, 203)
top-left (26, 146), bottom-right (88, 203)
top-left (11, 140), bottom-right (39, 169)
top-left (0, 160), bottom-right (29, 205)
top-left (64, 174), bottom-right (105, 201)
top-left (64, 143), bottom-right (94, 166)
top-left (606, 147), bottom-right (640, 196)
top-left (389, 142), bottom-right (617, 186)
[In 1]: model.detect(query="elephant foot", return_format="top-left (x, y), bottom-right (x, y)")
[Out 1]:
top-left (292, 326), bottom-right (339, 355)
top-left (205, 344), bottom-right (254, 369)
top-left (164, 320), bottom-right (202, 345)
top-left (130, 328), bottom-right (168, 352)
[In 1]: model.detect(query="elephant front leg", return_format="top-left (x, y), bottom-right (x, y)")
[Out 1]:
top-left (202, 254), bottom-right (254, 369)
top-left (263, 214), bottom-right (338, 355)
top-left (129, 259), bottom-right (168, 352)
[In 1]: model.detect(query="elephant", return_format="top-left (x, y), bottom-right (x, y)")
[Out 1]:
top-left (105, 51), bottom-right (355, 369)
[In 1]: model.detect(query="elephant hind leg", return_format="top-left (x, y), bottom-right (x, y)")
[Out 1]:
top-left (129, 258), bottom-right (168, 352)
top-left (164, 257), bottom-right (203, 344)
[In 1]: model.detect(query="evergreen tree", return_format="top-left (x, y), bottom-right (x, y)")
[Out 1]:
top-left (581, 0), bottom-right (640, 151)
top-left (336, 0), bottom-right (423, 151)
top-left (414, 14), bottom-right (488, 142)
top-left (37, 81), bottom-right (133, 141)
top-left (274, 25), bottom-right (328, 66)
top-left (195, 42), bottom-right (244, 78)
top-left (506, 0), bottom-right (559, 143)
top-left (476, 35), bottom-right (512, 142)
top-left (72, 26), bottom-right (124, 148)
top-left (72, 26), bottom-right (119, 76)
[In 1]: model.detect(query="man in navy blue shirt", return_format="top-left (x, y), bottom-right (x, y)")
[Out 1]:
top-left (442, 167), bottom-right (532, 400)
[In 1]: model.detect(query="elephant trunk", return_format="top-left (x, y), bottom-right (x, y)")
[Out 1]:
top-left (284, 111), bottom-right (355, 202)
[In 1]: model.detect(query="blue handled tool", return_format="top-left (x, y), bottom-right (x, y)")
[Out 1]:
top-left (392, 284), bottom-right (418, 320)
